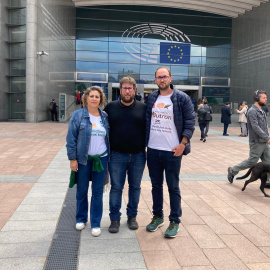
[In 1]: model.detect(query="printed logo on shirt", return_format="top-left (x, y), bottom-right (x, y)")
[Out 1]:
top-left (152, 111), bottom-right (172, 120)
top-left (92, 123), bottom-right (97, 128)
top-left (153, 103), bottom-right (171, 109)
top-left (100, 120), bottom-right (104, 127)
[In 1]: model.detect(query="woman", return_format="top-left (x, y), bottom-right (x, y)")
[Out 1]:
top-left (203, 100), bottom-right (213, 137)
top-left (236, 101), bottom-right (248, 137)
top-left (197, 104), bottom-right (207, 142)
top-left (66, 86), bottom-right (109, 237)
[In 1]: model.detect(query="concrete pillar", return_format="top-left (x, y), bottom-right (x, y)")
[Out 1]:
top-left (25, 0), bottom-right (38, 122)
top-left (108, 83), bottom-right (113, 102)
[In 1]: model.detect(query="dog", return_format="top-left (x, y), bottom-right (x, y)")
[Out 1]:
top-left (236, 161), bottom-right (270, 197)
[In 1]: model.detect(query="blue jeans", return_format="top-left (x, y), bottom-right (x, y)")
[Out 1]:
top-left (109, 151), bottom-right (146, 221)
top-left (147, 148), bottom-right (182, 224)
top-left (223, 124), bottom-right (229, 135)
top-left (76, 156), bottom-right (108, 228)
top-left (199, 121), bottom-right (206, 139)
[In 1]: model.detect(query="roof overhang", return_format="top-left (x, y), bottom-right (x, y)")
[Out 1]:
top-left (72, 0), bottom-right (269, 18)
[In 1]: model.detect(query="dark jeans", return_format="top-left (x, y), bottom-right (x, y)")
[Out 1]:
top-left (51, 110), bottom-right (58, 121)
top-left (223, 124), bottom-right (229, 135)
top-left (109, 150), bottom-right (146, 221)
top-left (147, 148), bottom-right (182, 224)
top-left (76, 156), bottom-right (108, 228)
top-left (199, 121), bottom-right (206, 139)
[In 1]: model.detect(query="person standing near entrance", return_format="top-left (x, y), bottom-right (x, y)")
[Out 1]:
top-left (221, 102), bottom-right (231, 136)
top-left (145, 67), bottom-right (195, 238)
top-left (104, 76), bottom-right (146, 233)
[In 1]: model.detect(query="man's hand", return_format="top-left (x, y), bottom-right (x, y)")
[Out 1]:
top-left (172, 144), bottom-right (185, 156)
top-left (268, 139), bottom-right (270, 144)
top-left (70, 160), bottom-right (78, 172)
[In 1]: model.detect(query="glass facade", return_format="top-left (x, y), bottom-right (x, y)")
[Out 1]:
top-left (76, 6), bottom-right (232, 103)
top-left (8, 0), bottom-right (26, 119)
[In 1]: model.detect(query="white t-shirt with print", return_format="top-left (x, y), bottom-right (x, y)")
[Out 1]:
top-left (88, 114), bottom-right (107, 156)
top-left (148, 94), bottom-right (180, 151)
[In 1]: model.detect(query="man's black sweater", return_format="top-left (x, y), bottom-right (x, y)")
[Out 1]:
top-left (104, 100), bottom-right (146, 153)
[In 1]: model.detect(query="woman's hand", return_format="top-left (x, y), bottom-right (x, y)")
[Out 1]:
top-left (70, 160), bottom-right (78, 172)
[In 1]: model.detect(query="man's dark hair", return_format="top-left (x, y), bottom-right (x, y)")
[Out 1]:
top-left (253, 90), bottom-right (267, 102)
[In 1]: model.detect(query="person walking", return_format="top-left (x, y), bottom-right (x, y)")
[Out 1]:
top-left (236, 101), bottom-right (248, 137)
top-left (203, 100), bottom-right (213, 137)
top-left (104, 76), bottom-right (146, 233)
top-left (197, 104), bottom-right (207, 142)
top-left (66, 86), bottom-right (110, 237)
top-left (228, 90), bottom-right (270, 188)
top-left (221, 102), bottom-right (231, 136)
top-left (145, 67), bottom-right (195, 238)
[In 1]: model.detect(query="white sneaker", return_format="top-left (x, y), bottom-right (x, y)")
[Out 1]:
top-left (76, 223), bottom-right (85, 231)
top-left (91, 227), bottom-right (101, 237)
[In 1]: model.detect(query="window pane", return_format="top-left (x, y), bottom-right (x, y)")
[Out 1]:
top-left (10, 60), bottom-right (26, 76)
top-left (10, 25), bottom-right (26, 42)
top-left (10, 77), bottom-right (25, 92)
top-left (76, 61), bottom-right (108, 73)
top-left (10, 43), bottom-right (26, 58)
top-left (9, 92), bottom-right (26, 119)
top-left (76, 40), bottom-right (108, 51)
top-left (76, 51), bottom-right (108, 62)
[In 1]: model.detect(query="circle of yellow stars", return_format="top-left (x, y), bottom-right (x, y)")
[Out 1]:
top-left (167, 45), bottom-right (184, 62)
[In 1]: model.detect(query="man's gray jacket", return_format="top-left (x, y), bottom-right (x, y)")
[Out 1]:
top-left (145, 85), bottom-right (195, 155)
top-left (247, 104), bottom-right (270, 143)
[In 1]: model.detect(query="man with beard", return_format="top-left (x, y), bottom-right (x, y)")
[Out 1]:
top-left (104, 76), bottom-right (146, 233)
top-left (145, 67), bottom-right (195, 238)
top-left (228, 90), bottom-right (270, 188)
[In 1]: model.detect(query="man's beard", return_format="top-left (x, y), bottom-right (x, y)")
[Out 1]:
top-left (258, 100), bottom-right (267, 106)
top-left (121, 93), bottom-right (135, 103)
top-left (158, 81), bottom-right (171, 91)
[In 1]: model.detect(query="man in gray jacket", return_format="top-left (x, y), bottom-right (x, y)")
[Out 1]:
top-left (228, 90), bottom-right (270, 188)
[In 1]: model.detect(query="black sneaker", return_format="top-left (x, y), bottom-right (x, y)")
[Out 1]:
top-left (108, 220), bottom-right (120, 233)
top-left (127, 216), bottom-right (138, 230)
top-left (227, 167), bottom-right (234, 184)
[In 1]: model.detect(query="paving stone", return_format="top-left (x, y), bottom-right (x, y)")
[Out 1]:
top-left (0, 242), bottom-right (51, 258)
top-left (213, 207), bottom-right (251, 224)
top-left (80, 238), bottom-right (141, 254)
top-left (185, 224), bottom-right (226, 248)
top-left (142, 250), bottom-right (181, 270)
top-left (79, 252), bottom-right (146, 270)
top-left (0, 257), bottom-right (46, 270)
top-left (200, 215), bottom-right (239, 235)
top-left (232, 223), bottom-right (270, 247)
top-left (220, 234), bottom-right (270, 263)
top-left (246, 263), bottom-right (270, 270)
top-left (203, 248), bottom-right (249, 270)
top-left (168, 236), bottom-right (210, 266)
top-left (0, 230), bottom-right (55, 244)
top-left (2, 220), bottom-right (57, 231)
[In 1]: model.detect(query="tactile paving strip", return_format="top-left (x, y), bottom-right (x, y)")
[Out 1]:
top-left (45, 187), bottom-right (80, 270)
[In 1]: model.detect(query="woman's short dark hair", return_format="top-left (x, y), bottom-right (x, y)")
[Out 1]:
top-left (82, 86), bottom-right (107, 108)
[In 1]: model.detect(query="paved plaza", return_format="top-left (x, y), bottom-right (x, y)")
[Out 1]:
top-left (1, 117), bottom-right (270, 270)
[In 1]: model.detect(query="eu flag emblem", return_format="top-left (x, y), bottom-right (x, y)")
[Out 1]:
top-left (160, 42), bottom-right (191, 64)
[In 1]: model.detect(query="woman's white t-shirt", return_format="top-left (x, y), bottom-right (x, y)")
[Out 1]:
top-left (88, 114), bottom-right (107, 156)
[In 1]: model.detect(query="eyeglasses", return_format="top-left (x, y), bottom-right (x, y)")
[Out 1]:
top-left (156, 76), bottom-right (170, 81)
top-left (121, 87), bottom-right (134, 92)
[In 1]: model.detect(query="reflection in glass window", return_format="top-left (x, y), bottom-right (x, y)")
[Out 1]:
top-left (77, 29), bottom-right (109, 41)
top-left (76, 51), bottom-right (108, 62)
top-left (109, 52), bottom-right (141, 64)
top-left (10, 77), bottom-right (26, 93)
top-left (76, 61), bottom-right (109, 73)
top-left (109, 63), bottom-right (140, 74)
top-left (76, 40), bottom-right (108, 51)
